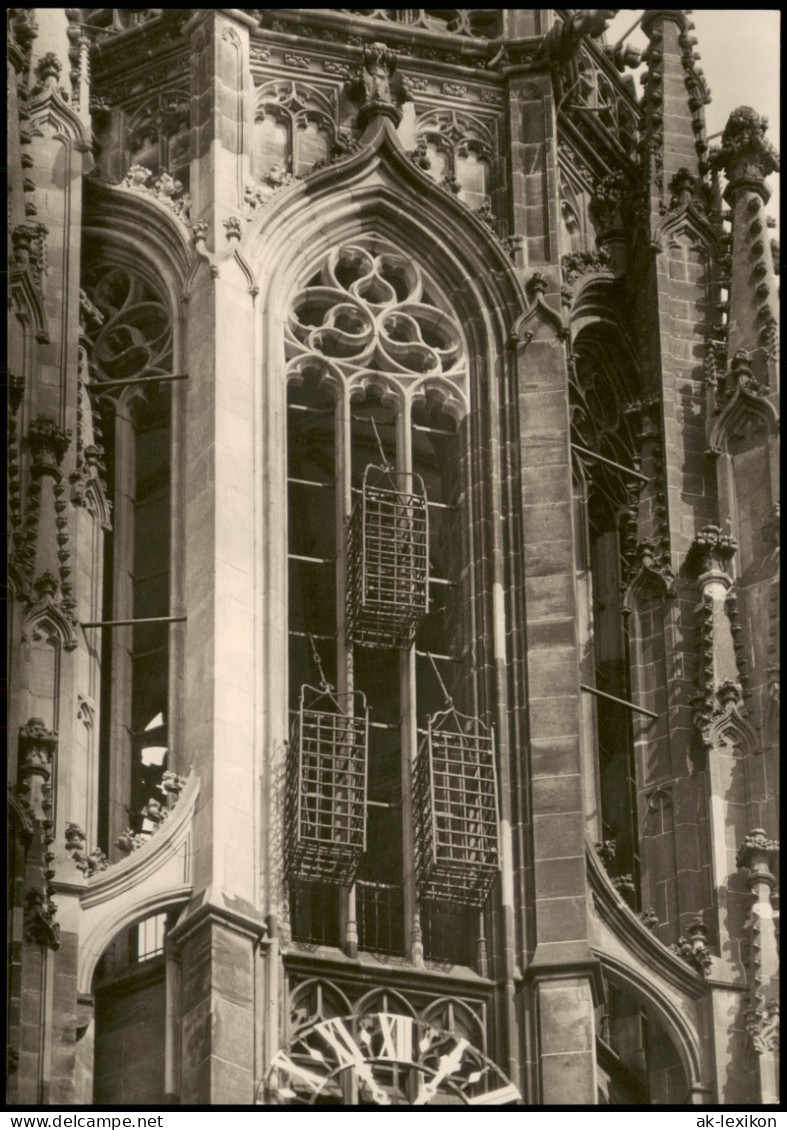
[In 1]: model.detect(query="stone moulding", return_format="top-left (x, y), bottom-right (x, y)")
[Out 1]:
top-left (244, 113), bottom-right (524, 318)
top-left (587, 838), bottom-right (707, 995)
top-left (76, 770), bottom-right (199, 995)
top-left (586, 840), bottom-right (707, 1094)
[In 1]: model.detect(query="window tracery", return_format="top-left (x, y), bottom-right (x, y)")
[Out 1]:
top-left (560, 46), bottom-right (640, 161)
top-left (124, 90), bottom-right (190, 188)
top-left (253, 80), bottom-right (337, 181)
top-left (285, 239), bottom-right (489, 964)
top-left (415, 110), bottom-right (493, 211)
top-left (336, 10), bottom-right (501, 38)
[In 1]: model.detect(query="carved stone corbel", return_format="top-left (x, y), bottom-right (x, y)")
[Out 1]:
top-left (17, 717), bottom-right (57, 821)
top-left (23, 886), bottom-right (60, 950)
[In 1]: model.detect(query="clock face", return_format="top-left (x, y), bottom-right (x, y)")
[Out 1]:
top-left (263, 1011), bottom-right (521, 1106)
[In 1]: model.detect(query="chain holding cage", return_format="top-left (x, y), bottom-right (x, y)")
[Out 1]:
top-left (285, 683), bottom-right (369, 886)
top-left (347, 461), bottom-right (429, 649)
top-left (413, 704), bottom-right (500, 907)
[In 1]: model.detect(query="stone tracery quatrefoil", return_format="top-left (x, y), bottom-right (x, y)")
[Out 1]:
top-left (287, 244), bottom-right (465, 378)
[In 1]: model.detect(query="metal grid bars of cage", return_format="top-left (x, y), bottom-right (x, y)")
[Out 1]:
top-left (413, 706), bottom-right (500, 907)
top-left (346, 464), bottom-right (429, 649)
top-left (285, 685), bottom-right (369, 886)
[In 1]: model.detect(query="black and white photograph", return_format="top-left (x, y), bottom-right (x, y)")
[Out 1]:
top-left (6, 7), bottom-right (780, 1115)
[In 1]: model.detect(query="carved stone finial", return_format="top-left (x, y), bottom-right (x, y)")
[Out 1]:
top-left (17, 718), bottom-right (57, 822)
top-left (671, 917), bottom-right (713, 976)
top-left (35, 51), bottom-right (62, 85)
top-left (685, 524), bottom-right (738, 576)
top-left (64, 822), bottom-right (86, 853)
top-left (639, 908), bottom-right (660, 931)
top-left (745, 1000), bottom-right (780, 1056)
top-left (526, 272), bottom-right (549, 300)
top-left (730, 349), bottom-right (767, 395)
top-left (224, 216), bottom-right (243, 242)
top-left (27, 418), bottom-right (72, 474)
top-left (33, 571), bottom-right (59, 600)
top-left (589, 171), bottom-right (628, 234)
top-left (716, 679), bottom-right (743, 711)
top-left (595, 839), bottom-right (617, 868)
top-left (19, 717), bottom-right (57, 761)
top-left (24, 887), bottom-right (60, 949)
top-left (669, 166), bottom-right (698, 209)
top-left (710, 107), bottom-right (780, 187)
top-left (345, 42), bottom-right (410, 129)
top-left (736, 828), bottom-right (779, 872)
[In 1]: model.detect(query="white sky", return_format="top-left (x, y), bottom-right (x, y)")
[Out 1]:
top-left (607, 10), bottom-right (780, 228)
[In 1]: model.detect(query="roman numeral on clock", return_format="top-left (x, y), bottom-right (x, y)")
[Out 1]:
top-left (377, 1012), bottom-right (414, 1063)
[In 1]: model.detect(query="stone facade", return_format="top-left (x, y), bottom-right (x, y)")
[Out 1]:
top-left (7, 8), bottom-right (779, 1107)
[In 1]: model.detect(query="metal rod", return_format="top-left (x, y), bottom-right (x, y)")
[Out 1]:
top-left (580, 683), bottom-right (659, 719)
top-left (82, 616), bottom-right (187, 628)
top-left (412, 424), bottom-right (456, 437)
top-left (611, 13), bottom-right (645, 49)
top-left (287, 553), bottom-right (333, 565)
top-left (571, 443), bottom-right (650, 483)
top-left (287, 477), bottom-right (331, 489)
top-left (87, 373), bottom-right (189, 393)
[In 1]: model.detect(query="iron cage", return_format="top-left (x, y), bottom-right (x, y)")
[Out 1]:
top-left (285, 684), bottom-right (369, 886)
top-left (346, 464), bottom-right (429, 648)
top-left (413, 705), bottom-right (500, 907)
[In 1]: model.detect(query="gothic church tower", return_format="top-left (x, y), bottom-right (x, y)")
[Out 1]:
top-left (7, 8), bottom-right (779, 1106)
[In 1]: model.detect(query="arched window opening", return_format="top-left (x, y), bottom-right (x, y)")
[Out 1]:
top-left (416, 111), bottom-right (493, 210)
top-left (595, 974), bottom-right (689, 1104)
top-left (92, 909), bottom-right (177, 1105)
top-left (81, 258), bottom-right (177, 859)
top-left (122, 92), bottom-right (191, 190)
top-left (570, 339), bottom-right (642, 904)
top-left (284, 239), bottom-right (493, 966)
top-left (253, 82), bottom-right (334, 182)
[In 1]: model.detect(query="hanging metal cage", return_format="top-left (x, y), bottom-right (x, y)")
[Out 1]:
top-left (413, 706), bottom-right (500, 907)
top-left (285, 684), bottom-right (369, 886)
top-left (347, 463), bottom-right (429, 649)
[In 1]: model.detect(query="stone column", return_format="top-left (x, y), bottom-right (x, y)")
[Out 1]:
top-left (174, 9), bottom-right (268, 1105)
top-left (709, 109), bottom-right (779, 388)
top-left (8, 10), bottom-right (95, 1105)
top-left (506, 48), bottom-right (602, 1100)
top-left (736, 830), bottom-right (779, 1104)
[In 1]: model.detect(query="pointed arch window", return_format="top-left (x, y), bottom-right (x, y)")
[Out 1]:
top-left (284, 239), bottom-right (495, 963)
top-left (253, 81), bottom-right (336, 181)
top-left (415, 110), bottom-right (493, 210)
top-left (570, 337), bottom-right (643, 901)
top-left (81, 257), bottom-right (181, 857)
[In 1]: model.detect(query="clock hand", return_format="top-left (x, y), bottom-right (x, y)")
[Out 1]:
top-left (316, 1018), bottom-right (391, 1106)
top-left (414, 1038), bottom-right (469, 1105)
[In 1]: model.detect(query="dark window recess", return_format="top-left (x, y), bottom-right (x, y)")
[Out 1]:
top-left (421, 901), bottom-right (478, 967)
top-left (98, 391), bottom-right (171, 852)
top-left (357, 881), bottom-right (405, 956)
top-left (289, 881), bottom-right (341, 948)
